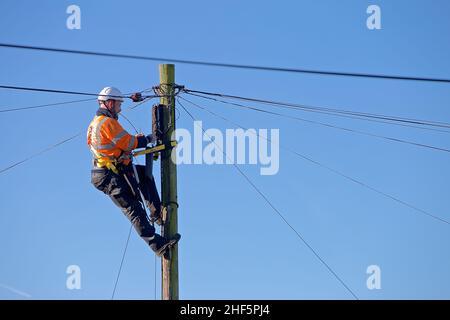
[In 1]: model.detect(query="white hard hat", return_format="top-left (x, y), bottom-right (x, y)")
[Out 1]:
top-left (98, 86), bottom-right (124, 102)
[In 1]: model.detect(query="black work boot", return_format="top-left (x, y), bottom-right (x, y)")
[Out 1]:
top-left (149, 233), bottom-right (181, 257)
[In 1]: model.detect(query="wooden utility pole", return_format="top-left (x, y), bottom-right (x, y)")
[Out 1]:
top-left (159, 64), bottom-right (179, 300)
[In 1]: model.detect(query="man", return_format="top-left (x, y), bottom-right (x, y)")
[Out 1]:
top-left (87, 86), bottom-right (180, 257)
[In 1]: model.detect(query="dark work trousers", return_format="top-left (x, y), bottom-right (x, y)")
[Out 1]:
top-left (91, 164), bottom-right (162, 248)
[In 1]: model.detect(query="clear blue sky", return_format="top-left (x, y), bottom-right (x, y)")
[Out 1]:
top-left (1, 0), bottom-right (450, 299)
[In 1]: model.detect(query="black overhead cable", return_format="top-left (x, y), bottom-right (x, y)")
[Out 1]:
top-left (181, 93), bottom-right (450, 155)
top-left (0, 97), bottom-right (97, 113)
top-left (111, 225), bottom-right (133, 300)
top-left (183, 89), bottom-right (450, 130)
top-left (178, 95), bottom-right (450, 227)
top-left (0, 85), bottom-right (159, 100)
top-left (184, 92), bottom-right (450, 134)
top-left (0, 133), bottom-right (82, 175)
top-left (0, 85), bottom-right (124, 98)
top-left (0, 86), bottom-right (158, 114)
top-left (1, 43), bottom-right (450, 83)
top-left (129, 96), bottom-right (156, 110)
top-left (177, 98), bottom-right (359, 300)
top-left (120, 113), bottom-right (141, 136)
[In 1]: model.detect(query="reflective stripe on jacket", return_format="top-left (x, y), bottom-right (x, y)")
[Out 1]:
top-left (87, 108), bottom-right (138, 166)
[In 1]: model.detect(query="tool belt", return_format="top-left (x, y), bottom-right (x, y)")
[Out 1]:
top-left (92, 157), bottom-right (129, 175)
top-left (91, 147), bottom-right (133, 174)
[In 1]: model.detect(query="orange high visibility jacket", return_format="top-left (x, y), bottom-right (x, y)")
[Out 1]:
top-left (87, 109), bottom-right (138, 167)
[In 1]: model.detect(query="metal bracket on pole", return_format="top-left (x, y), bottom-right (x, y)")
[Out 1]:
top-left (132, 141), bottom-right (177, 158)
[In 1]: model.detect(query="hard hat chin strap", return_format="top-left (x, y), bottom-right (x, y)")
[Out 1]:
top-left (102, 100), bottom-right (119, 120)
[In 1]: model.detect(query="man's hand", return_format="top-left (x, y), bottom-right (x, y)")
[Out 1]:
top-left (137, 133), bottom-right (154, 145)
top-left (146, 134), bottom-right (154, 144)
top-left (136, 133), bottom-right (153, 148)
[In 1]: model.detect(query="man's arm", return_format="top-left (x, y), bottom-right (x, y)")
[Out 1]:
top-left (103, 119), bottom-right (138, 152)
top-left (103, 119), bottom-right (153, 151)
